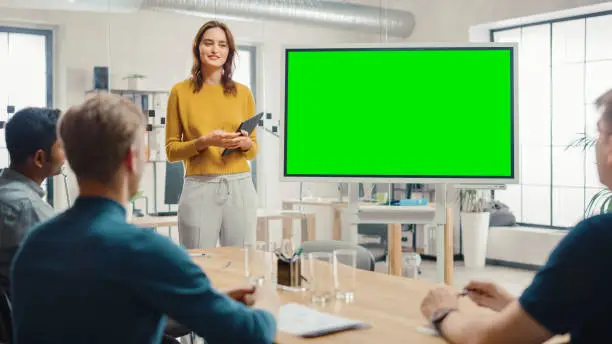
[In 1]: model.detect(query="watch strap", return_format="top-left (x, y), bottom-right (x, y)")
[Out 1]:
top-left (431, 307), bottom-right (458, 336)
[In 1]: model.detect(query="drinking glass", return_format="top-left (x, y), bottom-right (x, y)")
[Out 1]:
top-left (267, 241), bottom-right (279, 283)
top-left (305, 252), bottom-right (333, 304)
top-left (333, 249), bottom-right (357, 302)
top-left (244, 241), bottom-right (269, 286)
top-left (280, 238), bottom-right (294, 258)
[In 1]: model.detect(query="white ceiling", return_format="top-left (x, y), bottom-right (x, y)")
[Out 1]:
top-left (0, 0), bottom-right (144, 12)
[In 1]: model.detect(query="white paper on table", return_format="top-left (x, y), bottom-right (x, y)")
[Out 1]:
top-left (416, 324), bottom-right (441, 336)
top-left (278, 303), bottom-right (369, 338)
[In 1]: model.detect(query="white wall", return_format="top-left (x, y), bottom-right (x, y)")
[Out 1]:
top-left (398, 0), bottom-right (610, 42)
top-left (487, 226), bottom-right (567, 266)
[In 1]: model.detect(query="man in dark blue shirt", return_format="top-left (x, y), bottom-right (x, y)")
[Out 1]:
top-left (10, 93), bottom-right (279, 344)
top-left (420, 88), bottom-right (612, 344)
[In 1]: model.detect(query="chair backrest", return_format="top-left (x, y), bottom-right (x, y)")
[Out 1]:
top-left (357, 223), bottom-right (388, 243)
top-left (164, 161), bottom-right (184, 205)
top-left (301, 240), bottom-right (376, 271)
top-left (0, 287), bottom-right (12, 343)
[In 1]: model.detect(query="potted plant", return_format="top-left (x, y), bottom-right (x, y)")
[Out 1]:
top-left (123, 74), bottom-right (146, 90)
top-left (126, 190), bottom-right (143, 222)
top-left (566, 133), bottom-right (612, 216)
top-left (459, 189), bottom-right (490, 269)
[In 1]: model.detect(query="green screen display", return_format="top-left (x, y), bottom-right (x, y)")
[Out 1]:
top-left (284, 47), bottom-right (515, 180)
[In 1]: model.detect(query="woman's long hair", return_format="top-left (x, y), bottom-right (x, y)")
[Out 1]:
top-left (190, 21), bottom-right (237, 96)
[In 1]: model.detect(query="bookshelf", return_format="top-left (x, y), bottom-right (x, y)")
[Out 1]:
top-left (87, 88), bottom-right (170, 214)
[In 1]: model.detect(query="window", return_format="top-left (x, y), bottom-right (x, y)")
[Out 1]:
top-left (0, 27), bottom-right (53, 205)
top-left (234, 45), bottom-right (258, 188)
top-left (492, 12), bottom-right (612, 228)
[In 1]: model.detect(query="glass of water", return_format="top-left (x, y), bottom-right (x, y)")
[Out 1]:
top-left (305, 252), bottom-right (333, 304)
top-left (244, 241), bottom-right (269, 286)
top-left (333, 249), bottom-right (357, 302)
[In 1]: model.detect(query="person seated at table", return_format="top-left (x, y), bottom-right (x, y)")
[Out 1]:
top-left (10, 93), bottom-right (280, 344)
top-left (420, 88), bottom-right (612, 344)
top-left (0, 107), bottom-right (64, 297)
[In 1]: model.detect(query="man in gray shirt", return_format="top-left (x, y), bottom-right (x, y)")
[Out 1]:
top-left (0, 107), bottom-right (64, 295)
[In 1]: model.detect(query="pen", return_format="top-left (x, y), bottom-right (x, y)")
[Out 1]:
top-left (189, 252), bottom-right (208, 257)
top-left (293, 247), bottom-right (303, 258)
top-left (458, 289), bottom-right (474, 297)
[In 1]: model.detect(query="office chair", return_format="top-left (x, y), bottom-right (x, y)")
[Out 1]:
top-left (301, 240), bottom-right (376, 271)
top-left (357, 223), bottom-right (389, 263)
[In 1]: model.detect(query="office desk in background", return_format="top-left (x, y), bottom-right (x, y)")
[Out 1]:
top-left (256, 209), bottom-right (316, 242)
top-left (130, 210), bottom-right (316, 243)
top-left (131, 215), bottom-right (178, 229)
top-left (282, 198), bottom-right (349, 240)
top-left (282, 199), bottom-right (453, 283)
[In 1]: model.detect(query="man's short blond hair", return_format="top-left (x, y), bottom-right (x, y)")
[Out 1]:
top-left (58, 92), bottom-right (146, 184)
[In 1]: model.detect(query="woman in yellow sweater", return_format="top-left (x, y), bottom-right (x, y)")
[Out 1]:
top-left (165, 21), bottom-right (258, 249)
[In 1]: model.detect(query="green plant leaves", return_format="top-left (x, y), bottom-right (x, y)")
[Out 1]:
top-left (585, 188), bottom-right (612, 216)
top-left (565, 132), bottom-right (597, 151)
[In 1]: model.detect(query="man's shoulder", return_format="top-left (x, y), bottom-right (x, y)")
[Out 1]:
top-left (101, 223), bottom-right (180, 253)
top-left (570, 213), bottom-right (612, 238)
top-left (0, 180), bottom-right (36, 204)
top-left (105, 225), bottom-right (192, 272)
top-left (0, 196), bottom-right (34, 221)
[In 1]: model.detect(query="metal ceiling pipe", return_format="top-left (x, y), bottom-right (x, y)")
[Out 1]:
top-left (141, 0), bottom-right (415, 38)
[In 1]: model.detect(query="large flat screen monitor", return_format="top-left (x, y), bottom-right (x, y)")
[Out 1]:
top-left (281, 43), bottom-right (518, 184)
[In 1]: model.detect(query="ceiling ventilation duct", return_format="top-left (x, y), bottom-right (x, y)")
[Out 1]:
top-left (141, 0), bottom-right (415, 38)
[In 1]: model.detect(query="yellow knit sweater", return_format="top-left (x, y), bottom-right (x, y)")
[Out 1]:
top-left (165, 79), bottom-right (257, 176)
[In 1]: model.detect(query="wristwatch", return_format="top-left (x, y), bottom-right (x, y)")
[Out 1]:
top-left (430, 307), bottom-right (458, 336)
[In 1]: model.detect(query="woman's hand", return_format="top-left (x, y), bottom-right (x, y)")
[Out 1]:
top-left (464, 280), bottom-right (515, 312)
top-left (235, 130), bottom-right (253, 151)
top-left (197, 130), bottom-right (240, 150)
top-left (222, 130), bottom-right (253, 151)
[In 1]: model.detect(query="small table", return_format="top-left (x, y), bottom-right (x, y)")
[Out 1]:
top-left (130, 212), bottom-right (317, 244)
top-left (131, 215), bottom-right (178, 229)
top-left (256, 209), bottom-right (316, 242)
top-left (282, 198), bottom-right (349, 240)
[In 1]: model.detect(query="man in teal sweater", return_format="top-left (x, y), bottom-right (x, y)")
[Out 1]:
top-left (10, 93), bottom-right (279, 344)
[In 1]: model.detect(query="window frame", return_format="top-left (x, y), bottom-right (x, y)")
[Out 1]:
top-left (236, 45), bottom-right (258, 189)
top-left (490, 10), bottom-right (612, 229)
top-left (0, 26), bottom-right (54, 206)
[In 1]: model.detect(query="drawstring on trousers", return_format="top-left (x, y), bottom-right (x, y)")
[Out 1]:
top-left (215, 178), bottom-right (230, 204)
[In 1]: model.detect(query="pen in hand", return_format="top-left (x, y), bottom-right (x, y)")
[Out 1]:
top-left (458, 289), bottom-right (472, 297)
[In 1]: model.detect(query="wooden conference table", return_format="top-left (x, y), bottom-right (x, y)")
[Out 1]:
top-left (193, 246), bottom-right (447, 344)
top-left (193, 247), bottom-right (568, 344)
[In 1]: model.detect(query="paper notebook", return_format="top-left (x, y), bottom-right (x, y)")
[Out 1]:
top-left (278, 303), bottom-right (369, 338)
